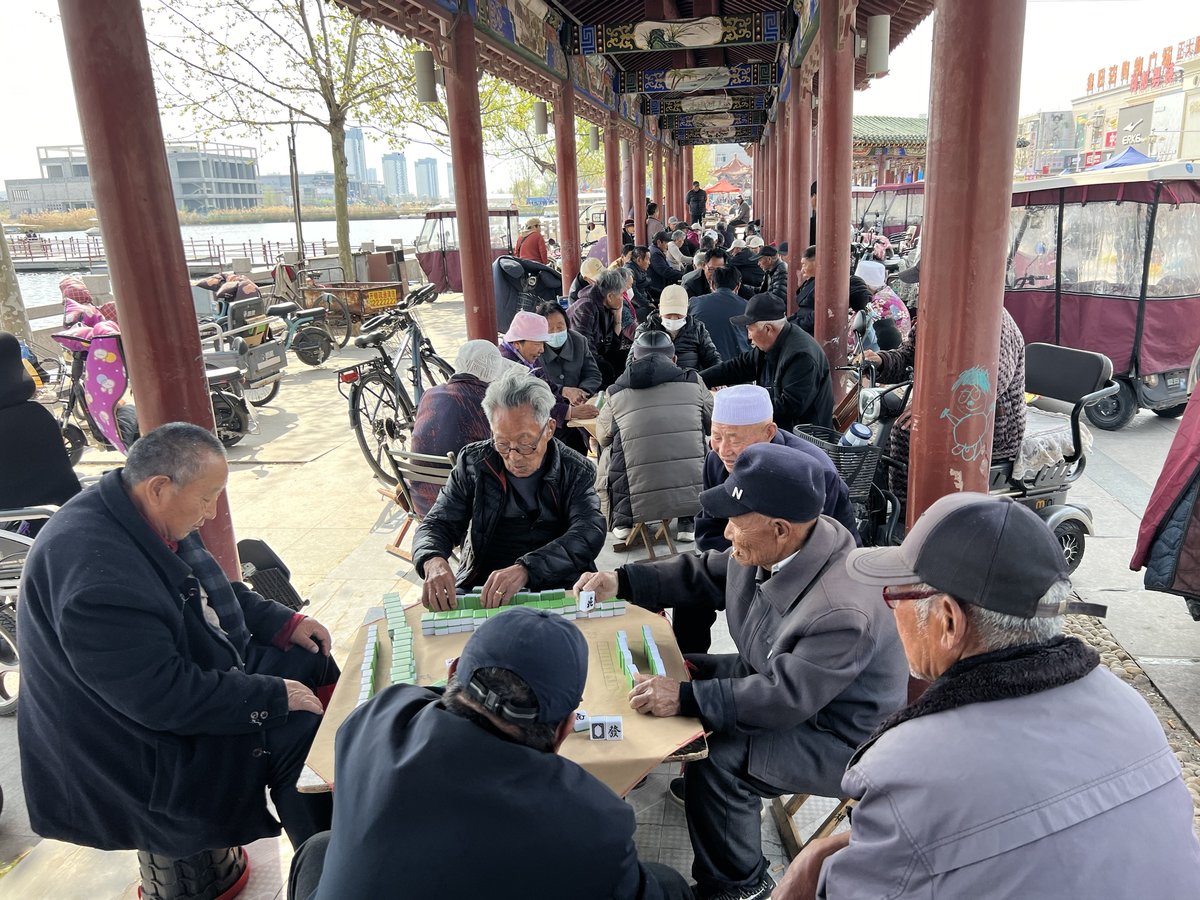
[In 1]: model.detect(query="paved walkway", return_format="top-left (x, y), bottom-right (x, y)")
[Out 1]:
top-left (0, 295), bottom-right (1196, 897)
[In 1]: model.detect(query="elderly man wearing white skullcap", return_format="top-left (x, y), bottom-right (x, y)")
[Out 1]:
top-left (676, 385), bottom-right (860, 655)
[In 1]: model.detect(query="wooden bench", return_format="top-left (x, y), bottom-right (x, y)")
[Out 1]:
top-left (770, 795), bottom-right (856, 860)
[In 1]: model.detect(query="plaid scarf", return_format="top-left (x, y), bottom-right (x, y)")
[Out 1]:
top-left (176, 533), bottom-right (251, 655)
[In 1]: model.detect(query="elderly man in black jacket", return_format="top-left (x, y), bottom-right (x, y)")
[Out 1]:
top-left (414, 368), bottom-right (606, 611)
top-left (18, 423), bottom-right (336, 860)
top-left (753, 245), bottom-right (789, 302)
top-left (648, 230), bottom-right (684, 295)
top-left (700, 294), bottom-right (833, 433)
top-left (288, 607), bottom-right (693, 900)
top-left (576, 445), bottom-right (907, 900)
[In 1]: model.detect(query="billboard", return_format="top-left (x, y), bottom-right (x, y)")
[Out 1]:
top-left (1181, 90), bottom-right (1200, 160)
top-left (1150, 92), bottom-right (1185, 161)
top-left (1115, 101), bottom-right (1154, 155)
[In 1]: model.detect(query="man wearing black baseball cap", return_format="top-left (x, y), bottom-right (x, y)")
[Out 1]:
top-left (700, 293), bottom-right (833, 432)
top-left (290, 607), bottom-right (692, 900)
top-left (576, 444), bottom-right (907, 900)
top-left (774, 493), bottom-right (1200, 900)
top-left (750, 244), bottom-right (788, 303)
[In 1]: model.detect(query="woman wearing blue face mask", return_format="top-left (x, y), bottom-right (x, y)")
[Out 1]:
top-left (536, 300), bottom-right (603, 456)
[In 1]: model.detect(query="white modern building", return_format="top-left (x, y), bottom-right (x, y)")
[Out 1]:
top-left (382, 152), bottom-right (409, 199)
top-left (415, 158), bottom-right (440, 201)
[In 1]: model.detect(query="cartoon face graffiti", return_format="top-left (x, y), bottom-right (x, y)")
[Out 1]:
top-left (939, 366), bottom-right (995, 462)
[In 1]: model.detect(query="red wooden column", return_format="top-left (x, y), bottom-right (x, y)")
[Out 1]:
top-left (786, 75), bottom-right (812, 315)
top-left (554, 83), bottom-right (581, 290)
top-left (59, 0), bottom-right (238, 575)
top-left (633, 131), bottom-right (648, 246)
top-left (814, 5), bottom-right (855, 382)
top-left (604, 116), bottom-right (622, 262)
top-left (750, 145), bottom-right (759, 221)
top-left (620, 138), bottom-right (633, 224)
top-left (907, 0), bottom-right (1027, 523)
top-left (775, 101), bottom-right (789, 242)
top-left (445, 14), bottom-right (495, 339)
top-left (651, 142), bottom-right (664, 228)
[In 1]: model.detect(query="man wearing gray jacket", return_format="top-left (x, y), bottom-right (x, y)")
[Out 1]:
top-left (576, 444), bottom-right (908, 900)
top-left (774, 493), bottom-right (1200, 900)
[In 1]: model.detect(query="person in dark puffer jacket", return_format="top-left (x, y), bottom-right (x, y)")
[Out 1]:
top-left (628, 285), bottom-right (721, 372)
top-left (597, 332), bottom-right (713, 544)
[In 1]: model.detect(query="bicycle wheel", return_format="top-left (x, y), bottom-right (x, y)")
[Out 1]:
top-left (63, 422), bottom-right (87, 465)
top-left (0, 605), bottom-right (20, 717)
top-left (422, 353), bottom-right (455, 387)
top-left (243, 378), bottom-right (281, 407)
top-left (351, 371), bottom-right (415, 484)
top-left (314, 293), bottom-right (352, 348)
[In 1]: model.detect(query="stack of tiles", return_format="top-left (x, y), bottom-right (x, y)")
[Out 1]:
top-left (383, 593), bottom-right (416, 687)
top-left (641, 625), bottom-right (666, 676)
top-left (358, 624), bottom-right (380, 706)
top-left (613, 630), bottom-right (639, 691)
top-left (418, 589), bottom-right (626, 638)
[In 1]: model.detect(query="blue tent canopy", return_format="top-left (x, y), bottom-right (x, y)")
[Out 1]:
top-left (1087, 146), bottom-right (1155, 170)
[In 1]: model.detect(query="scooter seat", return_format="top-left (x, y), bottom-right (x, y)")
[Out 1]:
top-left (354, 331), bottom-right (386, 349)
top-left (205, 366), bottom-right (243, 384)
top-left (267, 301), bottom-right (301, 317)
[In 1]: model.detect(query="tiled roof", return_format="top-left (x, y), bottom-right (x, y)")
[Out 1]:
top-left (853, 116), bottom-right (929, 147)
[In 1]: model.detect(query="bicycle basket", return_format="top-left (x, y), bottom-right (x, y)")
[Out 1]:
top-left (793, 425), bottom-right (882, 503)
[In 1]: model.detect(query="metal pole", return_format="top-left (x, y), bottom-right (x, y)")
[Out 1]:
top-left (787, 76), bottom-right (812, 316)
top-left (633, 131), bottom-right (648, 246)
top-left (605, 116), bottom-right (622, 263)
top-left (554, 85), bottom-right (581, 290)
top-left (445, 15), bottom-right (496, 340)
top-left (907, 0), bottom-right (1027, 523)
top-left (814, 6), bottom-right (855, 382)
top-left (288, 116), bottom-right (305, 265)
top-left (58, 0), bottom-right (237, 576)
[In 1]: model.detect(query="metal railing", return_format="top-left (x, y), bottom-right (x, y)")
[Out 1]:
top-left (6, 235), bottom-right (336, 268)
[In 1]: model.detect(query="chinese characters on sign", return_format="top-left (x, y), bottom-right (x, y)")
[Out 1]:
top-left (1085, 36), bottom-right (1197, 95)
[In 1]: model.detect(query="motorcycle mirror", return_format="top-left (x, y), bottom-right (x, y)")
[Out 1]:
top-left (851, 309), bottom-right (869, 336)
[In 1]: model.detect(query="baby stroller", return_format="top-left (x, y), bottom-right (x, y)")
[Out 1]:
top-left (493, 255), bottom-right (563, 333)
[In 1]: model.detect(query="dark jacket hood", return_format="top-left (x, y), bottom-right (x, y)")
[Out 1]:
top-left (617, 353), bottom-right (694, 391)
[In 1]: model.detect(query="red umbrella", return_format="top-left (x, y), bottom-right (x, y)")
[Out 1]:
top-left (703, 178), bottom-right (741, 194)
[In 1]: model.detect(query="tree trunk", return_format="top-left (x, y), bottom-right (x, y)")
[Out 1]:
top-left (0, 235), bottom-right (32, 343)
top-left (328, 119), bottom-right (355, 282)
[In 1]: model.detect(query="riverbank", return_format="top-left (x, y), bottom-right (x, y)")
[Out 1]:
top-left (10, 205), bottom-right (433, 233)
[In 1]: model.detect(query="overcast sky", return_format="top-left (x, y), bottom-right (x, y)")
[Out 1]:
top-left (0, 1), bottom-right (1196, 186)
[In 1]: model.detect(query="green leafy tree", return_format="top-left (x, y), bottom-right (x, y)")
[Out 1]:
top-left (147, 0), bottom-right (412, 278)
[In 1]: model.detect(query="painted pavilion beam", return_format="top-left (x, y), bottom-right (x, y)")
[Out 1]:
top-left (568, 9), bottom-right (785, 56)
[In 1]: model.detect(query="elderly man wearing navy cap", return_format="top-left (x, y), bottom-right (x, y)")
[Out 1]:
top-left (290, 606), bottom-right (693, 900)
top-left (673, 385), bottom-right (859, 656)
top-left (576, 444), bottom-right (907, 900)
top-left (774, 493), bottom-right (1200, 900)
top-left (699, 293), bottom-right (833, 433)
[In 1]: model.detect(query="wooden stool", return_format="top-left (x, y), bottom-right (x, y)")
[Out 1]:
top-left (613, 521), bottom-right (677, 558)
top-left (770, 795), bottom-right (856, 860)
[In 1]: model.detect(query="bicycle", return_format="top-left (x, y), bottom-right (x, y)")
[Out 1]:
top-left (336, 284), bottom-right (455, 483)
top-left (270, 255), bottom-right (353, 349)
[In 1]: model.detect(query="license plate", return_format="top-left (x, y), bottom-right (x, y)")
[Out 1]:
top-left (366, 288), bottom-right (397, 309)
top-left (1167, 374), bottom-right (1184, 388)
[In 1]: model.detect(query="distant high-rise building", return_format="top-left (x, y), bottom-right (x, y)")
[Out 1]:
top-left (366, 167), bottom-right (378, 184)
top-left (382, 152), bottom-right (408, 199)
top-left (446, 162), bottom-right (455, 200)
top-left (415, 157), bottom-right (440, 201)
top-left (344, 127), bottom-right (368, 184)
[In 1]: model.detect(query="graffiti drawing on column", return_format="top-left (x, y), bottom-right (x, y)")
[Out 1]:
top-left (940, 367), bottom-right (995, 462)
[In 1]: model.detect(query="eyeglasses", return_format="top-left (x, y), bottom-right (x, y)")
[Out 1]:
top-left (882, 585), bottom-right (941, 609)
top-left (492, 435), bottom-right (544, 457)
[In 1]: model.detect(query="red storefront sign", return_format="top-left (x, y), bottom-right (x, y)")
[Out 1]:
top-left (1104, 130), bottom-right (1117, 148)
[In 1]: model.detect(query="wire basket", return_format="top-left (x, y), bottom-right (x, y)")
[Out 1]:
top-left (793, 425), bottom-right (882, 503)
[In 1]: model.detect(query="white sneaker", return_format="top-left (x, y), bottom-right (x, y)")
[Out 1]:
top-left (676, 529), bottom-right (694, 542)
top-left (613, 526), bottom-right (632, 540)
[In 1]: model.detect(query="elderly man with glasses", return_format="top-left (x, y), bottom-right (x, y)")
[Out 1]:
top-left (413, 368), bottom-right (606, 611)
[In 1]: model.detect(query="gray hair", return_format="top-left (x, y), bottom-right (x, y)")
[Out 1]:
top-left (444, 669), bottom-right (560, 752)
top-left (914, 580), bottom-right (1070, 651)
top-left (594, 267), bottom-right (627, 299)
top-left (121, 422), bottom-right (225, 487)
top-left (481, 367), bottom-right (555, 427)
